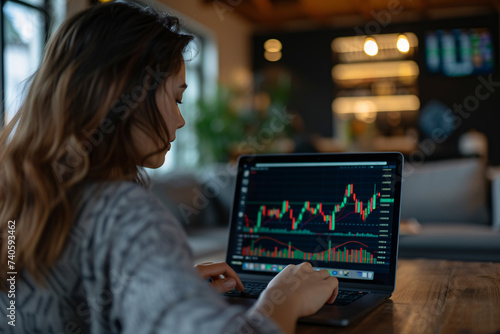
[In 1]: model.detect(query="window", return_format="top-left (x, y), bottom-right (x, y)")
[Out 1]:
top-left (1, 0), bottom-right (64, 127)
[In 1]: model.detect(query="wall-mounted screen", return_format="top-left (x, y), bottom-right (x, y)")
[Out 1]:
top-left (425, 28), bottom-right (494, 77)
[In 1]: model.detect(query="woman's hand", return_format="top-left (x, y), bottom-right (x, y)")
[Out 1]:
top-left (250, 262), bottom-right (338, 334)
top-left (266, 262), bottom-right (339, 316)
top-left (195, 261), bottom-right (245, 293)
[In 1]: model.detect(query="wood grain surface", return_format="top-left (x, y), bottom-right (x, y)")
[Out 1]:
top-left (297, 259), bottom-right (500, 334)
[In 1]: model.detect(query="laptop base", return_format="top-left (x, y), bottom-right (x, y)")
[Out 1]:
top-left (225, 292), bottom-right (389, 327)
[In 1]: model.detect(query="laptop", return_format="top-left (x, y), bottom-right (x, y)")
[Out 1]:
top-left (223, 152), bottom-right (403, 326)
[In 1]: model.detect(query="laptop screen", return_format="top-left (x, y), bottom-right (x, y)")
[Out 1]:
top-left (226, 153), bottom-right (403, 288)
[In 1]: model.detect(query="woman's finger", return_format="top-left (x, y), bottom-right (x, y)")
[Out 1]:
top-left (209, 277), bottom-right (237, 293)
top-left (196, 262), bottom-right (244, 291)
top-left (316, 269), bottom-right (332, 280)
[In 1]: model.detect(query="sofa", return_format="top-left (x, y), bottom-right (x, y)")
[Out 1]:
top-left (398, 157), bottom-right (500, 261)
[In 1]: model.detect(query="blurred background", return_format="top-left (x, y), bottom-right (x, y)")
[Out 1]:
top-left (2, 0), bottom-right (500, 261)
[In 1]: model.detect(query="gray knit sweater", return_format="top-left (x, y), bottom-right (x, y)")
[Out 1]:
top-left (0, 181), bottom-right (282, 334)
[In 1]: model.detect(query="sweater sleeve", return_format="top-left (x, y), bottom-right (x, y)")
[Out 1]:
top-left (91, 183), bottom-right (283, 334)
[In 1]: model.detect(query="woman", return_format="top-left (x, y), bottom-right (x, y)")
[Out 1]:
top-left (0, 2), bottom-right (338, 333)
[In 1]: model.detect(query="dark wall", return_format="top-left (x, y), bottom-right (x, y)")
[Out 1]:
top-left (253, 29), bottom-right (336, 137)
top-left (252, 13), bottom-right (500, 164)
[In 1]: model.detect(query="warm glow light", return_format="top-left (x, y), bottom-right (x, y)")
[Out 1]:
top-left (264, 51), bottom-right (282, 62)
top-left (264, 39), bottom-right (282, 53)
top-left (364, 38), bottom-right (378, 56)
top-left (354, 101), bottom-right (377, 114)
top-left (397, 35), bottom-right (410, 53)
top-left (355, 111), bottom-right (377, 124)
top-left (332, 95), bottom-right (420, 114)
top-left (332, 61), bottom-right (419, 81)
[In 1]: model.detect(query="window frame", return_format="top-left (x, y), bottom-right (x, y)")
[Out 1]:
top-left (0, 0), bottom-right (51, 129)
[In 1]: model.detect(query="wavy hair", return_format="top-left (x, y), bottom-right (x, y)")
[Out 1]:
top-left (0, 1), bottom-right (193, 289)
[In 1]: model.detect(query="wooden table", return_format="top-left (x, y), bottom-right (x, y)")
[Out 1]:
top-left (297, 259), bottom-right (500, 334)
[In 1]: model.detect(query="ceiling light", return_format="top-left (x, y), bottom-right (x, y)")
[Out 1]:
top-left (264, 39), bottom-right (282, 53)
top-left (397, 34), bottom-right (410, 53)
top-left (264, 51), bottom-right (282, 62)
top-left (364, 38), bottom-right (378, 56)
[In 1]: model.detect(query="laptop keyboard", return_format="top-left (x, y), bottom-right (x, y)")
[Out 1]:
top-left (224, 281), bottom-right (268, 298)
top-left (332, 290), bottom-right (368, 306)
top-left (224, 281), bottom-right (368, 306)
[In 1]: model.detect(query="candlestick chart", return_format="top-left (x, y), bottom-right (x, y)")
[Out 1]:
top-left (242, 183), bottom-right (389, 237)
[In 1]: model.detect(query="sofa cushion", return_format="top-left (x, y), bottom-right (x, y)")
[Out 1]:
top-left (401, 158), bottom-right (489, 224)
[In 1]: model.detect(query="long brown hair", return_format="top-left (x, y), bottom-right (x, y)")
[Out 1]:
top-left (0, 2), bottom-right (193, 289)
